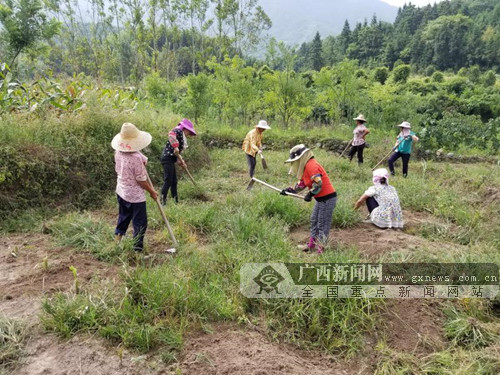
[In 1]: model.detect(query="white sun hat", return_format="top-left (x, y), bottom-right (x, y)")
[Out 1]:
top-left (396, 121), bottom-right (411, 129)
top-left (353, 114), bottom-right (367, 122)
top-left (285, 144), bottom-right (310, 163)
top-left (111, 123), bottom-right (152, 152)
top-left (256, 120), bottom-right (271, 130)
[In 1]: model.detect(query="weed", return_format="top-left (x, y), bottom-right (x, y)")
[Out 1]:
top-left (0, 317), bottom-right (28, 371)
top-left (444, 307), bottom-right (499, 349)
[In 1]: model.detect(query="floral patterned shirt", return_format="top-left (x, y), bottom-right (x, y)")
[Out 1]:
top-left (352, 124), bottom-right (368, 146)
top-left (115, 151), bottom-right (148, 203)
top-left (364, 184), bottom-right (404, 229)
top-left (161, 128), bottom-right (185, 161)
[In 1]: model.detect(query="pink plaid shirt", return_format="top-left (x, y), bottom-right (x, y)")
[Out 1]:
top-left (115, 151), bottom-right (148, 203)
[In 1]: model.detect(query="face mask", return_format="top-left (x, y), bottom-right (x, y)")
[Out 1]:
top-left (183, 132), bottom-right (188, 149)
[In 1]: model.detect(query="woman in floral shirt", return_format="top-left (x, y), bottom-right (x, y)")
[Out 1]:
top-left (354, 168), bottom-right (404, 229)
top-left (348, 114), bottom-right (370, 165)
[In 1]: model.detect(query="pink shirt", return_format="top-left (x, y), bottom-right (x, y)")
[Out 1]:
top-left (115, 151), bottom-right (148, 203)
top-left (352, 124), bottom-right (368, 146)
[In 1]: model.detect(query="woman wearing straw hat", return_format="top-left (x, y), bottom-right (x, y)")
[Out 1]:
top-left (111, 123), bottom-right (158, 252)
top-left (348, 114), bottom-right (370, 165)
top-left (160, 118), bottom-right (197, 205)
top-left (388, 121), bottom-right (419, 177)
top-left (354, 168), bottom-right (404, 229)
top-left (281, 145), bottom-right (337, 254)
top-left (242, 120), bottom-right (271, 177)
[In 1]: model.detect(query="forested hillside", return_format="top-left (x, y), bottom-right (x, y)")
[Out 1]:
top-left (1, 0), bottom-right (500, 81)
top-left (296, 0), bottom-right (500, 72)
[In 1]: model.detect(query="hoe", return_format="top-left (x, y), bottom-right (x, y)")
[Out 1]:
top-left (247, 177), bottom-right (304, 200)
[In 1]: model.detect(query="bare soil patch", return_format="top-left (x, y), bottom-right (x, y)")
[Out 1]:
top-left (289, 210), bottom-right (461, 259)
top-left (178, 323), bottom-right (369, 375)
top-left (380, 300), bottom-right (446, 355)
top-left (14, 333), bottom-right (155, 375)
top-left (0, 234), bottom-right (116, 321)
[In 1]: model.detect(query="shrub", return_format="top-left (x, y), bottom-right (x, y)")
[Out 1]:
top-left (373, 67), bottom-right (389, 85)
top-left (425, 65), bottom-right (436, 76)
top-left (431, 71), bottom-right (444, 83)
top-left (482, 70), bottom-right (496, 87)
top-left (392, 64), bottom-right (411, 84)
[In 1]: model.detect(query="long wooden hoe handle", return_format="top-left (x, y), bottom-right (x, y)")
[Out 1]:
top-left (146, 173), bottom-right (178, 247)
top-left (177, 155), bottom-right (197, 186)
top-left (371, 141), bottom-right (401, 171)
top-left (251, 177), bottom-right (305, 200)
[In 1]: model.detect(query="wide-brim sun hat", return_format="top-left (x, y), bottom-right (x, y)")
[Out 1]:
top-left (179, 118), bottom-right (197, 135)
top-left (285, 144), bottom-right (310, 163)
top-left (353, 114), bottom-right (367, 122)
top-left (396, 121), bottom-right (411, 129)
top-left (256, 120), bottom-right (271, 130)
top-left (111, 122), bottom-right (152, 152)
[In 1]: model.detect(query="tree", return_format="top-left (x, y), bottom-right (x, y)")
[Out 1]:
top-left (263, 69), bottom-right (309, 127)
top-left (482, 70), bottom-right (496, 87)
top-left (309, 32), bottom-right (323, 71)
top-left (0, 0), bottom-right (60, 68)
top-left (185, 72), bottom-right (212, 123)
top-left (421, 15), bottom-right (472, 70)
top-left (392, 64), bottom-right (411, 84)
top-left (315, 59), bottom-right (361, 122)
top-left (374, 67), bottom-right (389, 85)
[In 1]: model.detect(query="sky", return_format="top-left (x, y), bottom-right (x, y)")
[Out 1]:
top-left (380, 0), bottom-right (445, 7)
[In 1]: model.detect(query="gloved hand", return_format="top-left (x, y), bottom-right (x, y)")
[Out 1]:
top-left (280, 187), bottom-right (297, 196)
top-left (304, 192), bottom-right (313, 202)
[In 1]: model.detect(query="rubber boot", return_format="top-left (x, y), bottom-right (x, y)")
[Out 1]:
top-left (303, 237), bottom-right (316, 252)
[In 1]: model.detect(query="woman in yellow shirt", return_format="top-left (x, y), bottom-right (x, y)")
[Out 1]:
top-left (242, 120), bottom-right (271, 177)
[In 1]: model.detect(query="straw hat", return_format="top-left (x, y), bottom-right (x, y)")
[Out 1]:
top-left (256, 120), bottom-right (271, 130)
top-left (285, 144), bottom-right (310, 163)
top-left (396, 121), bottom-right (411, 129)
top-left (178, 118), bottom-right (197, 135)
top-left (353, 114), bottom-right (367, 122)
top-left (111, 123), bottom-right (152, 152)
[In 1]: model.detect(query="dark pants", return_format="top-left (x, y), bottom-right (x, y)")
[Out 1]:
top-left (115, 195), bottom-right (147, 251)
top-left (366, 197), bottom-right (379, 213)
top-left (246, 154), bottom-right (257, 177)
top-left (161, 157), bottom-right (178, 203)
top-left (388, 152), bottom-right (411, 176)
top-left (348, 144), bottom-right (365, 164)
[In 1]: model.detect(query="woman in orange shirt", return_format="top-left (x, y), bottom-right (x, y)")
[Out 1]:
top-left (281, 144), bottom-right (337, 254)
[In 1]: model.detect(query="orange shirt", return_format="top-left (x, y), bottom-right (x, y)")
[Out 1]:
top-left (301, 158), bottom-right (335, 199)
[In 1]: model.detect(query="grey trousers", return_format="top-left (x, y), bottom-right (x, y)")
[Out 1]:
top-left (310, 196), bottom-right (337, 245)
top-left (246, 154), bottom-right (257, 177)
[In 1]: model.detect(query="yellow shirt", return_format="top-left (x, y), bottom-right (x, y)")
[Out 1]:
top-left (242, 128), bottom-right (263, 157)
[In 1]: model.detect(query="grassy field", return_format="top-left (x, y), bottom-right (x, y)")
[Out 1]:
top-left (2, 144), bottom-right (499, 374)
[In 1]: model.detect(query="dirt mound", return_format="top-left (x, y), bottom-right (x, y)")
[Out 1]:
top-left (381, 300), bottom-right (446, 355)
top-left (178, 324), bottom-right (366, 375)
